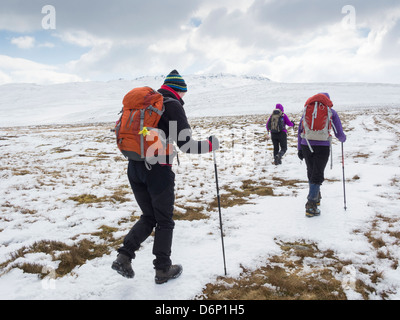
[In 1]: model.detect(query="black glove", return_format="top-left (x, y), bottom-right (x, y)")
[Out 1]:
top-left (298, 150), bottom-right (304, 161)
top-left (208, 136), bottom-right (220, 152)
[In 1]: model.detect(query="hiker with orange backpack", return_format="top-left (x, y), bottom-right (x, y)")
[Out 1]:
top-left (297, 93), bottom-right (346, 218)
top-left (112, 70), bottom-right (219, 283)
top-left (266, 104), bottom-right (294, 165)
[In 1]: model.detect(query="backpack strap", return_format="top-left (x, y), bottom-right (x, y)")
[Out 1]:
top-left (311, 102), bottom-right (319, 130)
top-left (147, 105), bottom-right (164, 116)
top-left (139, 109), bottom-right (145, 159)
top-left (301, 106), bottom-right (314, 153)
top-left (163, 97), bottom-right (175, 105)
top-left (329, 108), bottom-right (337, 134)
top-left (126, 110), bottom-right (137, 129)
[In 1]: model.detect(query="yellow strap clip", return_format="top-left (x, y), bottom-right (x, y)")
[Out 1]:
top-left (139, 127), bottom-right (150, 137)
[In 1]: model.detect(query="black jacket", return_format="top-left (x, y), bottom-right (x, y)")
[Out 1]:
top-left (157, 88), bottom-right (210, 159)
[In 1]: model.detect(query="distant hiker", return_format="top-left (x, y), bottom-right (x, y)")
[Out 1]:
top-left (266, 103), bottom-right (294, 165)
top-left (297, 93), bottom-right (346, 218)
top-left (112, 70), bottom-right (220, 284)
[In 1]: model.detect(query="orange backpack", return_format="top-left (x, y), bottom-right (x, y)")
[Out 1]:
top-left (114, 87), bottom-right (174, 165)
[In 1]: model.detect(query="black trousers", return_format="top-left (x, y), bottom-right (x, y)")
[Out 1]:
top-left (271, 132), bottom-right (288, 158)
top-left (118, 161), bottom-right (175, 271)
top-left (301, 145), bottom-right (330, 185)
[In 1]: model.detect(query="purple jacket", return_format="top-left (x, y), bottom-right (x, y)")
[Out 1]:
top-left (266, 104), bottom-right (294, 134)
top-left (297, 108), bottom-right (346, 150)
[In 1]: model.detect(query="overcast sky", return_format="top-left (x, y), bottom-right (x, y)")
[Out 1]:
top-left (0, 0), bottom-right (399, 84)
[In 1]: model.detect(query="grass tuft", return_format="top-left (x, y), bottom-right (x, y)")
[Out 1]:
top-left (197, 240), bottom-right (351, 300)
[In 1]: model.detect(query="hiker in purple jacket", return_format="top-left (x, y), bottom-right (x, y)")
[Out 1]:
top-left (297, 93), bottom-right (347, 217)
top-left (266, 103), bottom-right (294, 165)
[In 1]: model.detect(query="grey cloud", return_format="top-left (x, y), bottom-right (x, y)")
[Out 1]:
top-left (2, 0), bottom-right (398, 44)
top-left (1, 0), bottom-right (400, 83)
top-left (195, 7), bottom-right (282, 49)
top-left (195, 1), bottom-right (394, 46)
top-left (194, 0), bottom-right (346, 44)
top-left (193, 0), bottom-right (400, 57)
top-left (249, 0), bottom-right (400, 32)
top-left (1, 0), bottom-right (201, 38)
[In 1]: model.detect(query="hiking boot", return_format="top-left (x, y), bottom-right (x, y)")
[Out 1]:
top-left (305, 200), bottom-right (321, 218)
top-left (111, 253), bottom-right (135, 279)
top-left (155, 264), bottom-right (183, 284)
top-left (274, 154), bottom-right (282, 165)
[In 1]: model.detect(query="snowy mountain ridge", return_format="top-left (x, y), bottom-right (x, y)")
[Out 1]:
top-left (0, 73), bottom-right (399, 127)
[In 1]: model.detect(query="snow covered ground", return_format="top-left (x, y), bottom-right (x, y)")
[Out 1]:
top-left (0, 75), bottom-right (400, 300)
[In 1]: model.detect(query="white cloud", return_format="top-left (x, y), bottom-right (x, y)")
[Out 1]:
top-left (183, 1), bottom-right (400, 83)
top-left (66, 41), bottom-right (113, 77)
top-left (0, 0), bottom-right (400, 84)
top-left (0, 55), bottom-right (83, 85)
top-left (0, 70), bottom-right (12, 84)
top-left (56, 31), bottom-right (110, 48)
top-left (38, 42), bottom-right (55, 48)
top-left (11, 36), bottom-right (35, 49)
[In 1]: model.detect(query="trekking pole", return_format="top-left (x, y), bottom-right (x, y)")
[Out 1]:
top-left (213, 150), bottom-right (227, 276)
top-left (341, 142), bottom-right (347, 211)
top-left (330, 143), bottom-right (333, 170)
